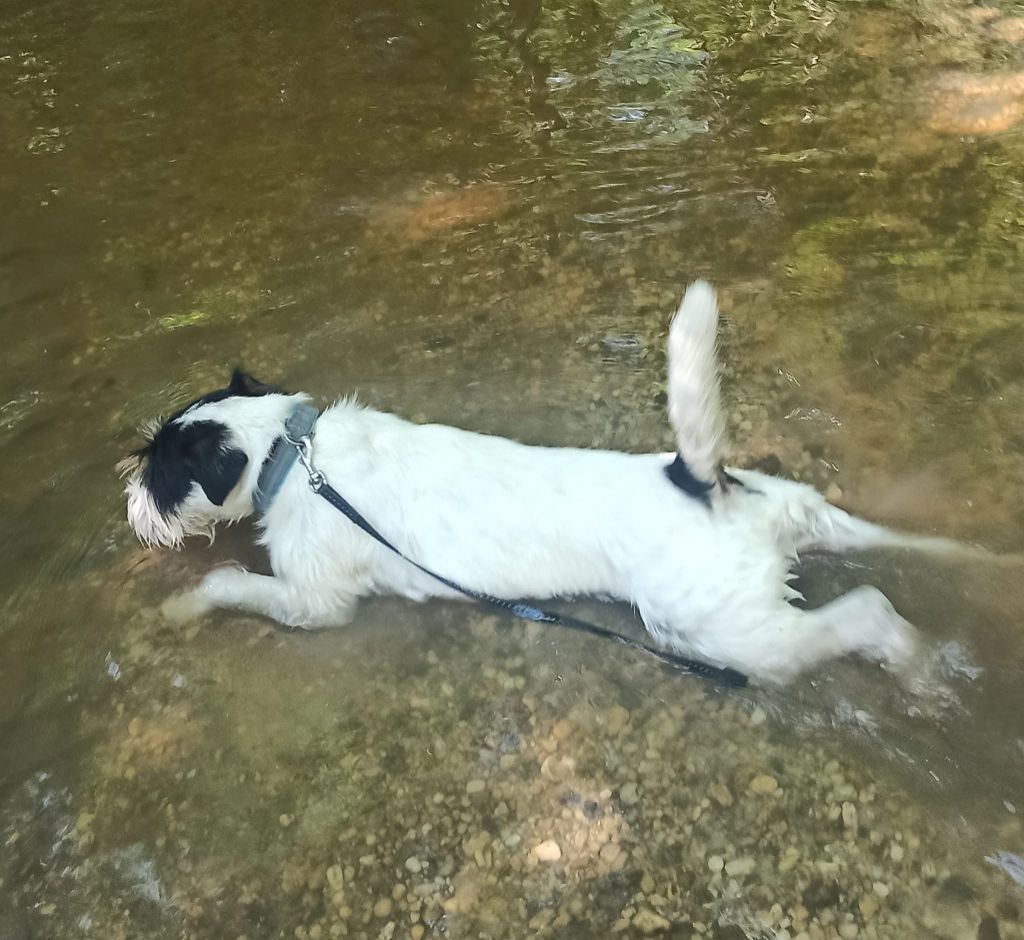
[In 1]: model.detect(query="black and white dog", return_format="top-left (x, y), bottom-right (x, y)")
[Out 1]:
top-left (121, 282), bottom-right (962, 685)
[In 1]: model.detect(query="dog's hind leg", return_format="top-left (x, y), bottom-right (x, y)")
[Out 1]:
top-left (163, 567), bottom-right (358, 629)
top-left (797, 500), bottom-right (970, 557)
top-left (692, 586), bottom-right (920, 684)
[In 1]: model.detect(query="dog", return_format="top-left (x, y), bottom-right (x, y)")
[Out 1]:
top-left (120, 282), bottom-right (964, 685)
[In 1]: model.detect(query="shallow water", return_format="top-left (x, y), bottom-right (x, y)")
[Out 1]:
top-left (3, 0), bottom-right (1024, 936)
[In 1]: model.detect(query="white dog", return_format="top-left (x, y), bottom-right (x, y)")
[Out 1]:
top-left (121, 282), bottom-right (961, 685)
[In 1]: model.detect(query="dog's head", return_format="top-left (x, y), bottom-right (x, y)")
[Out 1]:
top-left (119, 369), bottom-right (285, 547)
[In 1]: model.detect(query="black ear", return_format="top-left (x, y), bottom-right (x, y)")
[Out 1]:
top-left (184, 423), bottom-right (249, 506)
top-left (229, 368), bottom-right (279, 397)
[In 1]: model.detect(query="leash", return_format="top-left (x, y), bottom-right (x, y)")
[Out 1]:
top-left (266, 408), bottom-right (746, 688)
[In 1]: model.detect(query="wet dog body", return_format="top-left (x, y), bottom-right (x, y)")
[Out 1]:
top-left (121, 284), bottom-right (951, 684)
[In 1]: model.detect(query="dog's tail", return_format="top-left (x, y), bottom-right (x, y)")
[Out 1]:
top-left (666, 281), bottom-right (728, 487)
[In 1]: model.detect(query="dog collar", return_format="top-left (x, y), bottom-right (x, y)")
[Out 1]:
top-left (253, 403), bottom-right (320, 515)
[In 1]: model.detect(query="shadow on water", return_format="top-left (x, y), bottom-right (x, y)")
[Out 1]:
top-left (2, 0), bottom-right (1024, 934)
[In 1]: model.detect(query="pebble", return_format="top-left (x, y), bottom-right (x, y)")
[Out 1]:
top-left (778, 847), bottom-right (801, 872)
top-left (859, 895), bottom-right (879, 919)
top-left (532, 840), bottom-right (562, 862)
top-left (619, 783), bottom-right (640, 807)
top-left (707, 855), bottom-right (725, 873)
top-left (842, 801), bottom-right (858, 829)
top-left (725, 857), bottom-right (756, 877)
top-left (466, 779), bottom-right (486, 794)
top-left (749, 774), bottom-right (779, 795)
top-left (606, 705), bottom-right (630, 734)
top-left (405, 857), bottom-right (422, 873)
top-left (710, 783), bottom-right (734, 807)
top-left (552, 719), bottom-right (573, 740)
top-left (373, 898), bottom-right (393, 918)
top-left (632, 909), bottom-right (671, 933)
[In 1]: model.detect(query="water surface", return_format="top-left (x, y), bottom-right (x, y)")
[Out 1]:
top-left (3, 0), bottom-right (1024, 936)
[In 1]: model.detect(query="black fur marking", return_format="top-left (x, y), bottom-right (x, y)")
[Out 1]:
top-left (665, 453), bottom-right (714, 507)
top-left (160, 368), bottom-right (284, 426)
top-left (132, 369), bottom-right (280, 516)
top-left (141, 421), bottom-right (249, 513)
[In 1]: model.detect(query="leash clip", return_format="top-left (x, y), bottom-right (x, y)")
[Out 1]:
top-left (285, 432), bottom-right (325, 493)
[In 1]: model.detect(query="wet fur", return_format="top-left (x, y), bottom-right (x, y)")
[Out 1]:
top-left (121, 283), bottom-right (963, 685)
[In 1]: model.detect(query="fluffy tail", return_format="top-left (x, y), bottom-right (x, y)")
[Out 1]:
top-left (667, 281), bottom-right (728, 484)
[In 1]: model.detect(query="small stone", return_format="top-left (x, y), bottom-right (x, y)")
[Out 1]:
top-left (373, 898), bottom-right (393, 918)
top-left (749, 707), bottom-right (767, 726)
top-left (826, 483), bottom-right (843, 502)
top-left (842, 802), bottom-right (858, 829)
top-left (749, 774), bottom-right (779, 795)
top-left (532, 840), bottom-right (562, 862)
top-left (632, 909), bottom-right (671, 933)
top-left (710, 783), bottom-right (734, 807)
top-left (838, 923), bottom-right (859, 939)
top-left (778, 847), bottom-right (801, 872)
top-left (466, 779), bottom-right (486, 794)
top-left (552, 719), bottom-right (573, 740)
top-left (279, 814), bottom-right (293, 828)
top-left (619, 783), bottom-right (640, 807)
top-left (890, 843), bottom-right (905, 863)
top-left (405, 857), bottom-right (422, 873)
top-left (411, 927), bottom-right (424, 940)
top-left (707, 855), bottom-right (725, 873)
top-left (872, 881), bottom-right (890, 898)
top-left (859, 895), bottom-right (879, 920)
top-left (606, 705), bottom-right (630, 734)
top-left (725, 857), bottom-right (756, 877)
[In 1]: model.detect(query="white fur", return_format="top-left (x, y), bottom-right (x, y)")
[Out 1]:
top-left (123, 282), bottom-right (964, 685)
top-left (668, 281), bottom-right (728, 484)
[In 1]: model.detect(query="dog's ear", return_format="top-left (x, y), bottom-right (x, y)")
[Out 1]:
top-left (184, 423), bottom-right (249, 506)
top-left (229, 368), bottom-right (279, 397)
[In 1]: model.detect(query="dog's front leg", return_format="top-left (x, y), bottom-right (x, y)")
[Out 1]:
top-left (162, 567), bottom-right (358, 629)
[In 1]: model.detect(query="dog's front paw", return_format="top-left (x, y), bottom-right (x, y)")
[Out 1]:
top-left (160, 588), bottom-right (214, 624)
top-left (160, 566), bottom-right (245, 623)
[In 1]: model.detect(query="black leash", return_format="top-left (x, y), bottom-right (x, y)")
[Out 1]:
top-left (281, 422), bottom-right (747, 689)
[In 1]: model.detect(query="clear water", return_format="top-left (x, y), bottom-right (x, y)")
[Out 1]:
top-left (3, 0), bottom-right (1024, 936)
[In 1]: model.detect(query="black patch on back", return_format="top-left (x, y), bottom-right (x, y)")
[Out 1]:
top-left (664, 453), bottom-right (714, 507)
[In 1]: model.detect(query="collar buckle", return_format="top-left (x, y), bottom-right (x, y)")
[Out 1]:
top-left (284, 432), bottom-right (325, 493)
